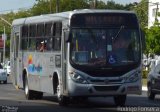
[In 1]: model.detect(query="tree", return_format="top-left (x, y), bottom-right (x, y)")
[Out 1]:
top-left (133, 0), bottom-right (148, 29)
top-left (105, 1), bottom-right (125, 10)
top-left (124, 3), bottom-right (136, 11)
top-left (30, 0), bottom-right (129, 15)
top-left (30, 0), bottom-right (51, 15)
top-left (144, 26), bottom-right (160, 55)
top-left (60, 0), bottom-right (89, 11)
top-left (31, 0), bottom-right (90, 15)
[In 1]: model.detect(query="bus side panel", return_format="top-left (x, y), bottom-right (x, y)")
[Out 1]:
top-left (10, 31), bottom-right (15, 86)
top-left (23, 52), bottom-right (41, 91)
top-left (10, 52), bottom-right (16, 85)
top-left (39, 53), bottom-right (61, 94)
top-left (22, 52), bottom-right (61, 93)
top-left (28, 75), bottom-right (41, 91)
top-left (10, 27), bottom-right (20, 87)
top-left (17, 51), bottom-right (23, 88)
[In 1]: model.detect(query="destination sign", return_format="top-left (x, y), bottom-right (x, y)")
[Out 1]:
top-left (71, 13), bottom-right (138, 28)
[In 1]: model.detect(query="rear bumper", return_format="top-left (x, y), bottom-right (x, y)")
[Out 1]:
top-left (0, 75), bottom-right (7, 81)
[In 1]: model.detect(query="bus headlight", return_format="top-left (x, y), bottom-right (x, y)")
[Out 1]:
top-left (69, 72), bottom-right (88, 84)
top-left (124, 73), bottom-right (139, 83)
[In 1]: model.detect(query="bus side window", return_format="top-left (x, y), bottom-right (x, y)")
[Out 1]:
top-left (53, 22), bottom-right (62, 51)
top-left (46, 37), bottom-right (53, 51)
top-left (28, 38), bottom-right (36, 51)
top-left (28, 24), bottom-right (36, 51)
top-left (45, 22), bottom-right (53, 51)
top-left (37, 24), bottom-right (44, 37)
top-left (21, 25), bottom-right (29, 50)
top-left (29, 24), bottom-right (36, 37)
top-left (21, 38), bottom-right (28, 50)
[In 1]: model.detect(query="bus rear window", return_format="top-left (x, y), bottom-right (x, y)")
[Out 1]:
top-left (71, 13), bottom-right (138, 28)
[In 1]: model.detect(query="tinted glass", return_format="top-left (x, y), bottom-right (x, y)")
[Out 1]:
top-left (70, 28), bottom-right (140, 67)
top-left (71, 13), bottom-right (138, 28)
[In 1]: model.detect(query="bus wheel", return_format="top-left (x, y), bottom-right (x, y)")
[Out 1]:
top-left (3, 79), bottom-right (7, 84)
top-left (57, 82), bottom-right (68, 106)
top-left (114, 95), bottom-right (126, 106)
top-left (24, 76), bottom-right (34, 100)
top-left (35, 91), bottom-right (43, 99)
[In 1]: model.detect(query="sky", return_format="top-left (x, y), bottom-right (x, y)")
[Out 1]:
top-left (0, 0), bottom-right (36, 13)
top-left (0, 0), bottom-right (141, 13)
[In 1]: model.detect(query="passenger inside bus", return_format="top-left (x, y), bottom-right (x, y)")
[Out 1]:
top-left (39, 41), bottom-right (45, 52)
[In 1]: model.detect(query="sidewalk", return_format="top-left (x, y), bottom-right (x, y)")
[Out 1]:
top-left (142, 86), bottom-right (147, 91)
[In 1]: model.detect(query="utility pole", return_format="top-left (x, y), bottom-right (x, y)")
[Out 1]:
top-left (94, 0), bottom-right (97, 9)
top-left (155, 2), bottom-right (159, 24)
top-left (56, 0), bottom-right (59, 13)
top-left (49, 0), bottom-right (52, 13)
top-left (0, 17), bottom-right (11, 26)
top-left (2, 26), bottom-right (6, 64)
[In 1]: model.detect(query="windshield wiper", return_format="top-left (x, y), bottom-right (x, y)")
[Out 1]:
top-left (112, 25), bottom-right (124, 42)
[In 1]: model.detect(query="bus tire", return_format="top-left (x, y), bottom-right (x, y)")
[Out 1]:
top-left (3, 79), bottom-right (7, 84)
top-left (35, 91), bottom-right (43, 99)
top-left (57, 82), bottom-right (68, 106)
top-left (114, 95), bottom-right (126, 106)
top-left (24, 76), bottom-right (34, 100)
top-left (58, 95), bottom-right (69, 106)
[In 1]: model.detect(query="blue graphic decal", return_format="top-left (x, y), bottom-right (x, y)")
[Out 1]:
top-left (109, 55), bottom-right (116, 64)
top-left (28, 64), bottom-right (42, 74)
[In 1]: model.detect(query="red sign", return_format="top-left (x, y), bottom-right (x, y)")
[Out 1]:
top-left (0, 36), bottom-right (4, 48)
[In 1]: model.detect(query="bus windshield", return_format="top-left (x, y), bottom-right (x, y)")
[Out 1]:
top-left (70, 28), bottom-right (140, 68)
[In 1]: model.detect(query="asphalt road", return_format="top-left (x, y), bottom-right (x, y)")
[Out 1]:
top-left (0, 77), bottom-right (160, 112)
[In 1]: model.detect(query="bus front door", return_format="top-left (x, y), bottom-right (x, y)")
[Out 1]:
top-left (13, 30), bottom-right (22, 87)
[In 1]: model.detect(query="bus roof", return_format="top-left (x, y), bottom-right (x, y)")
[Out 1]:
top-left (12, 9), bottom-right (136, 26)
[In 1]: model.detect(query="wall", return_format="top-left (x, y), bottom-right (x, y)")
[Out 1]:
top-left (148, 0), bottom-right (160, 28)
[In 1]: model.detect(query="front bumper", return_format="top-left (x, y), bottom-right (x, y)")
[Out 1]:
top-left (67, 79), bottom-right (141, 97)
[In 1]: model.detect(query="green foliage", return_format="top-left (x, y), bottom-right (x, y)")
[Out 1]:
top-left (30, 0), bottom-right (130, 15)
top-left (31, 0), bottom-right (90, 15)
top-left (105, 1), bottom-right (125, 10)
top-left (31, 0), bottom-right (51, 15)
top-left (133, 0), bottom-right (148, 29)
top-left (124, 3), bottom-right (136, 10)
top-left (145, 26), bottom-right (160, 55)
top-left (60, 0), bottom-right (89, 11)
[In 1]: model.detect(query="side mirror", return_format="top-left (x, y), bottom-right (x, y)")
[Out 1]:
top-left (64, 31), bottom-right (71, 42)
top-left (141, 29), bottom-right (146, 51)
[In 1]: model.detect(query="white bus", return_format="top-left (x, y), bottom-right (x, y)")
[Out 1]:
top-left (11, 9), bottom-right (144, 106)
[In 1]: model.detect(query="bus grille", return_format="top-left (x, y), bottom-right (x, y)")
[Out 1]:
top-left (94, 86), bottom-right (120, 92)
top-left (90, 79), bottom-right (123, 84)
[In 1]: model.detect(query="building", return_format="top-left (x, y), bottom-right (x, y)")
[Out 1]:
top-left (148, 0), bottom-right (160, 28)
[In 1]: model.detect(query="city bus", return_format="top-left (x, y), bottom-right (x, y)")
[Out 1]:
top-left (10, 9), bottom-right (144, 106)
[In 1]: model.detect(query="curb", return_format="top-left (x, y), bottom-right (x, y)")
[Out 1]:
top-left (15, 85), bottom-right (19, 90)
